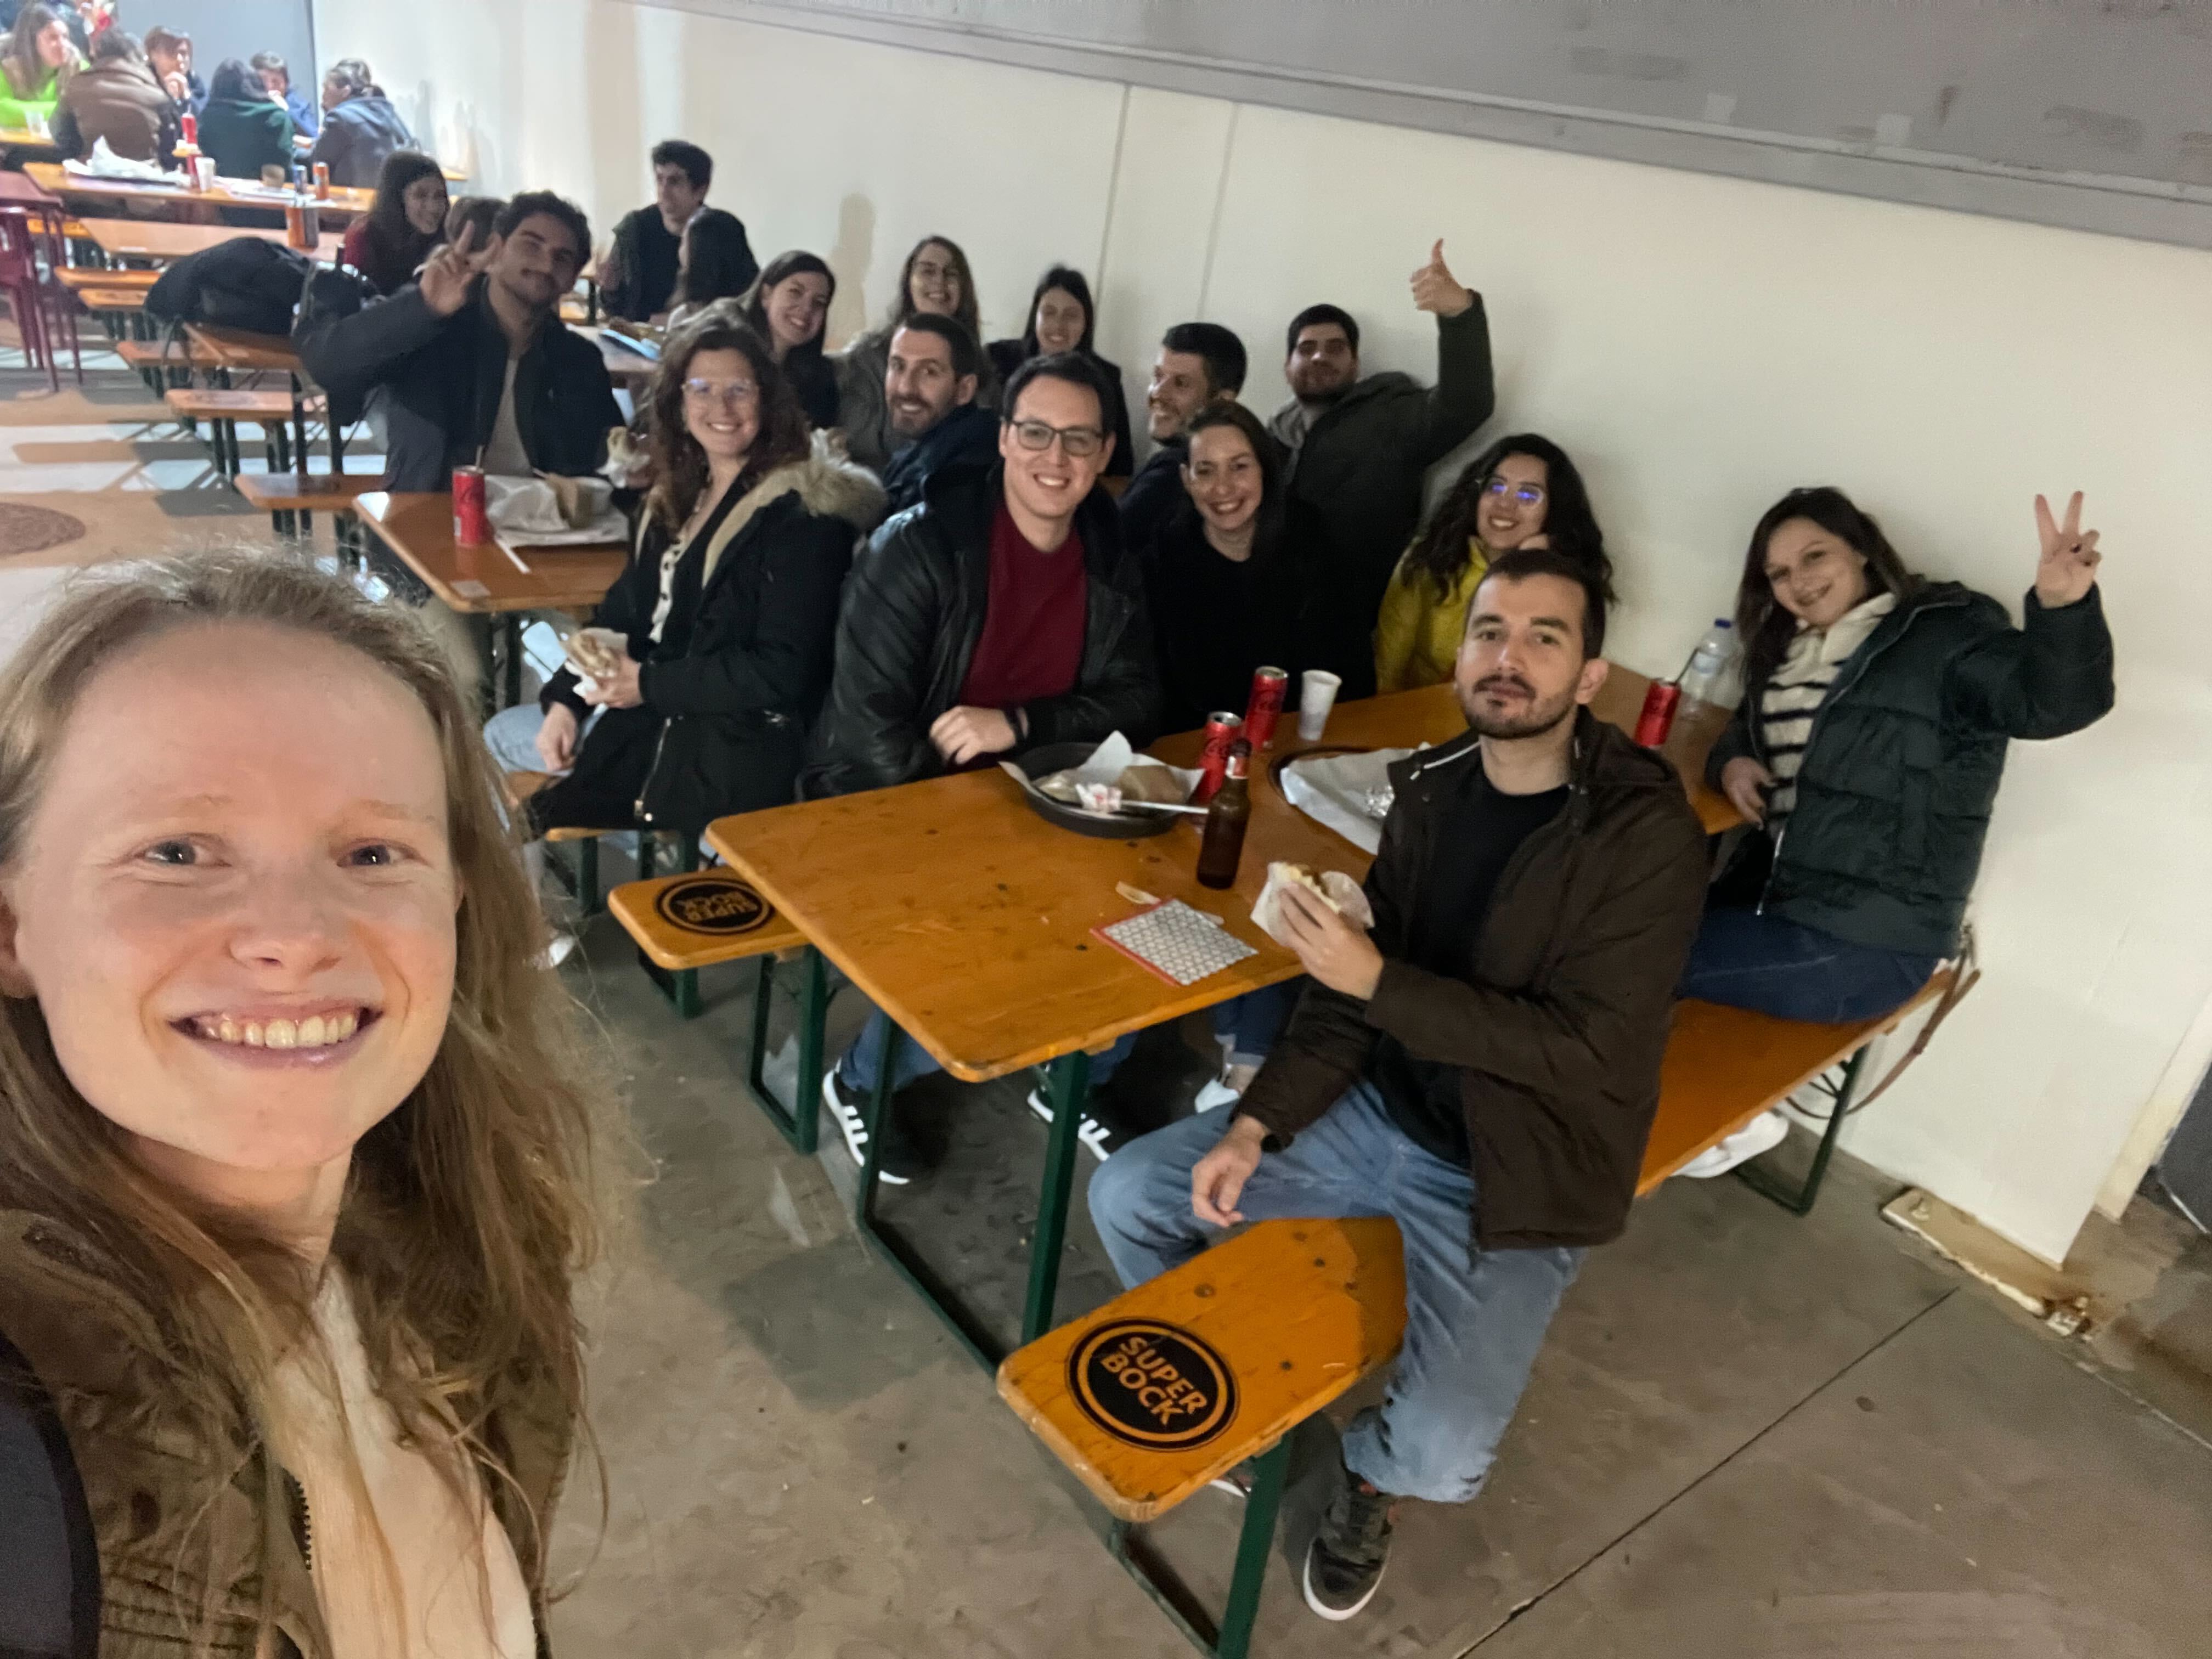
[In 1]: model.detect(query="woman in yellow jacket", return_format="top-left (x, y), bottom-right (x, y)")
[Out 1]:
top-left (1374, 432), bottom-right (1612, 692)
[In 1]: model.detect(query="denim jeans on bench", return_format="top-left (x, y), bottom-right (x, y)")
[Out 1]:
top-left (1678, 906), bottom-right (1939, 1025)
top-left (1087, 1081), bottom-right (1583, 1504)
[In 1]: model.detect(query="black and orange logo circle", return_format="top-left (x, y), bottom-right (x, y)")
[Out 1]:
top-left (653, 875), bottom-right (774, 937)
top-left (1068, 1319), bottom-right (1238, 1451)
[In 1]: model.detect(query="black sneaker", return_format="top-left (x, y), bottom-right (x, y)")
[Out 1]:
top-left (1024, 1084), bottom-right (1128, 1164)
top-left (1301, 1466), bottom-right (1396, 1622)
top-left (821, 1070), bottom-right (928, 1186)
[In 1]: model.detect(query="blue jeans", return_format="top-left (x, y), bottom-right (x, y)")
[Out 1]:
top-left (1679, 907), bottom-right (1939, 1024)
top-left (1087, 1082), bottom-right (1583, 1504)
top-left (835, 981), bottom-right (1306, 1098)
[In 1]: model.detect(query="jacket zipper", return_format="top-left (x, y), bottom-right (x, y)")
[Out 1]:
top-left (1751, 592), bottom-right (1965, 915)
top-left (284, 1469), bottom-right (313, 1574)
top-left (634, 715), bottom-right (674, 823)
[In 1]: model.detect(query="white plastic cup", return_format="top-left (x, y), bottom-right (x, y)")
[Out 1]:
top-left (1297, 670), bottom-right (1342, 741)
top-left (192, 156), bottom-right (217, 191)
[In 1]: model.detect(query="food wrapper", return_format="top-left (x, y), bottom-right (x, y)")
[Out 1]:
top-left (1251, 862), bottom-right (1374, 948)
top-left (1011, 733), bottom-right (1201, 817)
top-left (558, 626), bottom-right (625, 696)
top-left (486, 475), bottom-right (624, 544)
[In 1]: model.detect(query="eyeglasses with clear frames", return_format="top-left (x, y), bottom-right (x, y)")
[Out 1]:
top-left (1008, 418), bottom-right (1106, 459)
top-left (682, 378), bottom-right (759, 406)
top-left (1482, 476), bottom-right (1547, 506)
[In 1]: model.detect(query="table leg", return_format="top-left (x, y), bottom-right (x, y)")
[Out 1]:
top-left (1107, 1432), bottom-right (1289, 1659)
top-left (289, 372), bottom-right (308, 479)
top-left (1021, 1047), bottom-right (1090, 1344)
top-left (746, 946), bottom-right (828, 1153)
top-left (501, 616), bottom-right (523, 711)
top-left (472, 616), bottom-right (499, 720)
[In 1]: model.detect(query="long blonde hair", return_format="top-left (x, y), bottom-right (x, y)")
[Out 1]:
top-left (0, 551), bottom-right (607, 1615)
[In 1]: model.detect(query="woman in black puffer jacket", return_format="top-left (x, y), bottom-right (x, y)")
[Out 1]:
top-left (1685, 486), bottom-right (2114, 1023)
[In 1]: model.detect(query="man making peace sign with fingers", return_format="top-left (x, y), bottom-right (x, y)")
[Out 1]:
top-left (1270, 238), bottom-right (1497, 697)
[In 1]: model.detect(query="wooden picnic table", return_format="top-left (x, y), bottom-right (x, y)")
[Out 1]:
top-left (25, 160), bottom-right (375, 219)
top-left (0, 171), bottom-right (59, 209)
top-left (0, 127), bottom-right (62, 158)
top-left (704, 668), bottom-right (1736, 1362)
top-left (76, 216), bottom-right (342, 263)
top-left (355, 490), bottom-right (629, 710)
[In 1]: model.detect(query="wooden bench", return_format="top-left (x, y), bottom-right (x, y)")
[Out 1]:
top-left (503, 770), bottom-right (693, 921)
top-left (58, 265), bottom-right (159, 292)
top-left (231, 469), bottom-right (376, 544)
top-left (74, 287), bottom-right (145, 311)
top-left (999, 1217), bottom-right (1407, 1659)
top-left (164, 387), bottom-right (323, 478)
top-left (609, 870), bottom-right (826, 1150)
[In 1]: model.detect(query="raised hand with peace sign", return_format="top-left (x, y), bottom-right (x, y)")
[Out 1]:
top-left (2032, 492), bottom-right (2103, 609)
top-left (1408, 239), bottom-right (1475, 318)
top-left (419, 222), bottom-right (503, 319)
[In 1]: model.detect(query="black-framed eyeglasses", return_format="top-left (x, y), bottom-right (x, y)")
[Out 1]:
top-left (1483, 476), bottom-right (1547, 506)
top-left (1008, 418), bottom-right (1106, 459)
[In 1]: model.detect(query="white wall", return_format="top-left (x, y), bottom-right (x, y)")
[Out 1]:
top-left (317, 0), bottom-right (2212, 1266)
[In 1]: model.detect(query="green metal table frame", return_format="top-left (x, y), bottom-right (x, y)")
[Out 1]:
top-left (1734, 1045), bottom-right (1868, 1215)
top-left (851, 1017), bottom-right (1093, 1369)
top-left (740, 947), bottom-right (828, 1154)
top-left (1108, 1435), bottom-right (1291, 1659)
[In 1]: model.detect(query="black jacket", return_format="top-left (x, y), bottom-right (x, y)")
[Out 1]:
top-left (296, 277), bottom-right (622, 491)
top-left (604, 205), bottom-right (756, 323)
top-left (537, 449), bottom-right (888, 837)
top-left (986, 340), bottom-right (1133, 478)
top-left (1240, 713), bottom-right (1711, 1250)
top-left (800, 465), bottom-right (1161, 798)
top-left (1268, 303), bottom-right (1496, 668)
top-left (878, 403), bottom-right (998, 515)
top-left (786, 349), bottom-right (839, 430)
top-left (1708, 582), bottom-right (2115, 958)
top-left (1117, 437), bottom-right (1187, 554)
top-left (307, 91), bottom-right (415, 189)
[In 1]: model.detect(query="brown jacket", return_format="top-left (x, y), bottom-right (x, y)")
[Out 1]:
top-left (0, 1210), bottom-right (572, 1658)
top-left (1238, 710), bottom-right (1710, 1250)
top-left (54, 57), bottom-right (179, 165)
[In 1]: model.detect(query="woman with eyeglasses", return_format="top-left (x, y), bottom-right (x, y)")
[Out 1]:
top-left (1373, 433), bottom-right (1611, 695)
top-left (481, 315), bottom-right (885, 952)
top-left (986, 266), bottom-right (1134, 479)
top-left (833, 234), bottom-right (998, 470)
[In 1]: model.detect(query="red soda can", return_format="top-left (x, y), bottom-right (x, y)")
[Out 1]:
top-left (179, 112), bottom-right (196, 148)
top-left (453, 466), bottom-right (489, 547)
top-left (1193, 711), bottom-right (1244, 804)
top-left (1633, 679), bottom-right (1682, 747)
top-left (313, 162), bottom-right (330, 201)
top-left (1244, 665), bottom-right (1289, 751)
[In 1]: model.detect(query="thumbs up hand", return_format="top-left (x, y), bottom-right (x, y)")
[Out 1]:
top-left (1409, 239), bottom-right (1475, 317)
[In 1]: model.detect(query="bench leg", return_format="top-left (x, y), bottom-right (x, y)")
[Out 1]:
top-left (1109, 1434), bottom-right (1291, 1659)
top-left (1735, 1042), bottom-right (1869, 1216)
top-left (743, 947), bottom-right (826, 1152)
top-left (1022, 1047), bottom-right (1090, 1344)
top-left (573, 838), bottom-right (600, 918)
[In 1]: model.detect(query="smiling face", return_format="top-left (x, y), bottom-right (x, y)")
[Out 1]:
top-left (884, 325), bottom-right (975, 438)
top-left (1286, 323), bottom-right (1357, 402)
top-left (1763, 516), bottom-right (1872, 630)
top-left (0, 622), bottom-right (458, 1208)
top-left (1479, 452), bottom-right (1550, 551)
top-left (1455, 571), bottom-right (1605, 740)
top-left (906, 241), bottom-right (962, 318)
top-left (400, 174), bottom-right (449, 238)
top-left (1146, 347), bottom-right (1214, 442)
top-left (998, 373), bottom-right (1111, 531)
top-left (491, 212), bottom-right (582, 316)
top-left (680, 345), bottom-right (760, 468)
top-left (1032, 286), bottom-right (1087, 355)
top-left (763, 270), bottom-right (831, 356)
top-left (1182, 423), bottom-right (1262, 541)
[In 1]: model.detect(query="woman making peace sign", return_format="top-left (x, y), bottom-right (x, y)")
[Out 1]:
top-left (1682, 488), bottom-right (2115, 1023)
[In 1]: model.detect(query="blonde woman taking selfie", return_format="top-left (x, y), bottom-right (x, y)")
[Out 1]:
top-left (0, 553), bottom-right (607, 1658)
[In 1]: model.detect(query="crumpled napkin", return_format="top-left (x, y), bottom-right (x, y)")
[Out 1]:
top-left (485, 475), bottom-right (623, 544)
top-left (66, 140), bottom-right (171, 182)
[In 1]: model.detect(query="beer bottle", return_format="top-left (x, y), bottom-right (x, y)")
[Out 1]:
top-left (1195, 740), bottom-right (1253, 890)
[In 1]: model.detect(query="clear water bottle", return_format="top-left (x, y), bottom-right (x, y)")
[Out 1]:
top-left (1677, 618), bottom-right (1741, 707)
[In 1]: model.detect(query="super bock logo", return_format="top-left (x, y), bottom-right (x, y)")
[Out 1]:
top-left (652, 875), bottom-right (774, 936)
top-left (1067, 1319), bottom-right (1238, 1451)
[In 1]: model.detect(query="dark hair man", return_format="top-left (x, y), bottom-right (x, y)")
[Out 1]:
top-left (1117, 319), bottom-right (1250, 553)
top-left (52, 29), bottom-right (179, 166)
top-left (877, 313), bottom-right (997, 515)
top-left (1089, 546), bottom-right (1707, 1624)
top-left (250, 48), bottom-right (318, 138)
top-left (596, 139), bottom-right (757, 324)
top-left (296, 190), bottom-right (620, 493)
top-left (804, 353), bottom-right (1161, 1182)
top-left (1272, 241), bottom-right (1496, 695)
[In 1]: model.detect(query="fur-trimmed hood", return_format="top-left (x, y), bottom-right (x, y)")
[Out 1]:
top-left (703, 432), bottom-right (887, 584)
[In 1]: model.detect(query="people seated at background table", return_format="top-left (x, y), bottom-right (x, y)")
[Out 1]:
top-left (297, 191), bottom-right (619, 492)
top-left (1375, 433), bottom-right (1610, 695)
top-left (142, 24), bottom-right (199, 115)
top-left (597, 139), bottom-right (755, 325)
top-left (835, 233), bottom-right (997, 471)
top-left (0, 551), bottom-right (606, 1658)
top-left (664, 208), bottom-right (764, 328)
top-left (250, 48), bottom-right (317, 139)
top-left (340, 150), bottom-right (448, 295)
top-left (804, 354), bottom-right (1160, 1181)
top-left (733, 249), bottom-right (838, 428)
top-left (197, 57), bottom-right (294, 182)
top-left (483, 317), bottom-right (884, 911)
top-left (1090, 549), bottom-right (1709, 1625)
top-left (1120, 319), bottom-right (1249, 552)
top-left (876, 314), bottom-right (996, 515)
top-left (51, 27), bottom-right (176, 166)
top-left (1687, 486), bottom-right (2114, 1028)
top-left (0, 4), bottom-right (80, 130)
top-left (444, 191), bottom-right (505, 249)
top-left (986, 265), bottom-right (1132, 479)
top-left (1271, 240), bottom-right (1496, 699)
top-left (310, 57), bottom-right (416, 189)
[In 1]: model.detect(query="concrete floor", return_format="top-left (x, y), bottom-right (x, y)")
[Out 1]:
top-left (544, 915), bottom-right (2212, 1658)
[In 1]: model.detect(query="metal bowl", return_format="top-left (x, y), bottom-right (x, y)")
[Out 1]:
top-left (1012, 743), bottom-right (1182, 840)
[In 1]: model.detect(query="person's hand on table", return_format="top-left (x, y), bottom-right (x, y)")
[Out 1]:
top-left (1192, 1115), bottom-right (1268, 1227)
top-left (419, 223), bottom-right (499, 318)
top-left (1279, 883), bottom-right (1384, 1000)
top-left (1409, 239), bottom-right (1476, 318)
top-left (1719, 756), bottom-right (1771, 824)
top-left (2033, 490), bottom-right (2103, 608)
top-left (578, 645), bottom-right (644, 710)
top-left (929, 706), bottom-right (1017, 766)
top-left (535, 703), bottom-right (579, 771)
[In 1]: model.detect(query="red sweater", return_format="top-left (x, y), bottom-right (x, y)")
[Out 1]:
top-left (957, 503), bottom-right (1087, 719)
